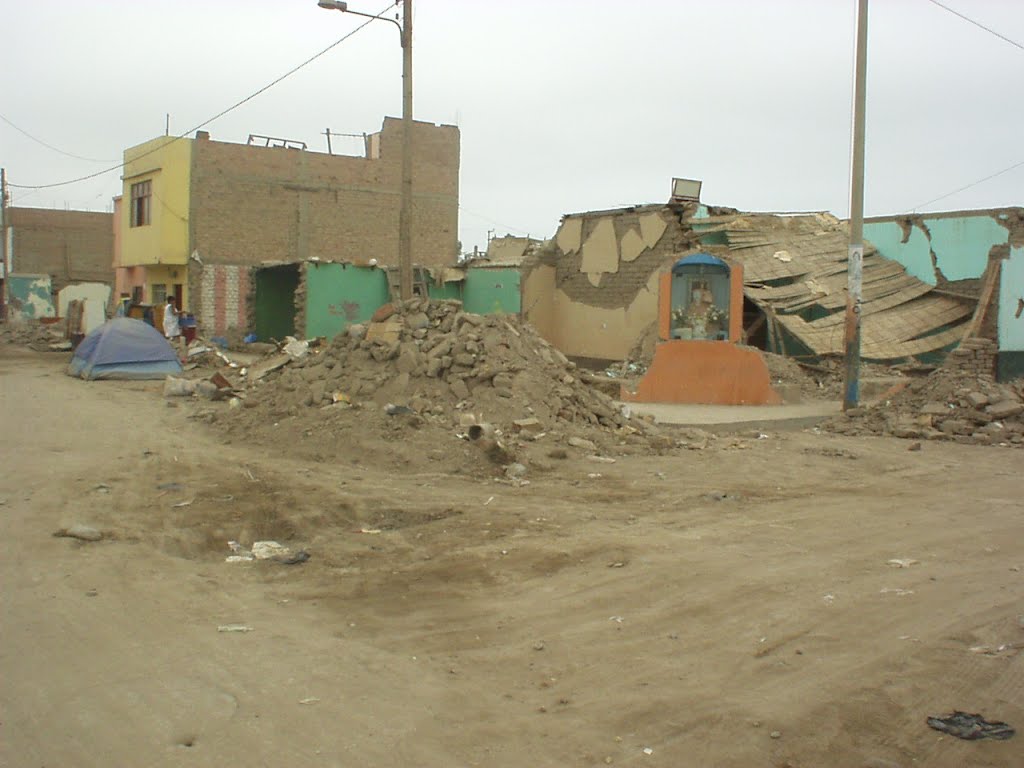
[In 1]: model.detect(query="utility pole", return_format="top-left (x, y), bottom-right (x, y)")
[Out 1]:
top-left (398, 0), bottom-right (414, 301)
top-left (844, 0), bottom-right (869, 411)
top-left (323, 127), bottom-right (334, 155)
top-left (1, 167), bottom-right (9, 318)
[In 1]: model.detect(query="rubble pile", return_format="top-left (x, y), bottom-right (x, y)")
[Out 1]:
top-left (227, 299), bottom-right (645, 446)
top-left (828, 339), bottom-right (1024, 447)
top-left (0, 321), bottom-right (68, 351)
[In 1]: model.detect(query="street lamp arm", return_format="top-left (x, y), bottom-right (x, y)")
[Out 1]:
top-left (319, 2), bottom-right (404, 42)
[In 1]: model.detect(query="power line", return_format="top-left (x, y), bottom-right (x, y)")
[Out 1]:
top-left (0, 114), bottom-right (115, 162)
top-left (913, 157), bottom-right (1024, 210)
top-left (924, 0), bottom-right (1024, 53)
top-left (7, 5), bottom-right (389, 190)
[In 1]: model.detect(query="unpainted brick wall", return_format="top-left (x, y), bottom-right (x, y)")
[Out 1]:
top-left (189, 118), bottom-right (459, 269)
top-left (7, 207), bottom-right (114, 290)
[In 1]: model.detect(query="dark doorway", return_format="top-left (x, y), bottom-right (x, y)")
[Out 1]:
top-left (254, 264), bottom-right (300, 341)
top-left (742, 297), bottom-right (768, 350)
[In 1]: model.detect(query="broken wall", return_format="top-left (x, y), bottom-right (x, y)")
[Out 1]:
top-left (523, 206), bottom-right (684, 361)
top-left (57, 283), bottom-right (111, 334)
top-left (998, 245), bottom-right (1024, 380)
top-left (304, 263), bottom-right (390, 339)
top-left (5, 274), bottom-right (55, 321)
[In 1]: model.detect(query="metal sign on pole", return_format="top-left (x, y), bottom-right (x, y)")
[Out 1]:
top-left (844, 0), bottom-right (869, 411)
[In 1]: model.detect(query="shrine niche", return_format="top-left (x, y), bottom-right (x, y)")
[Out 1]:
top-left (670, 253), bottom-right (731, 341)
top-left (621, 251), bottom-right (782, 405)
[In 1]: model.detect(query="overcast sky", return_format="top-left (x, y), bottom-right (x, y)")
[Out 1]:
top-left (2, 0), bottom-right (1022, 251)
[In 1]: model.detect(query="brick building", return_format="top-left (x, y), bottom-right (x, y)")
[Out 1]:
top-left (117, 116), bottom-right (460, 336)
top-left (3, 207), bottom-right (114, 291)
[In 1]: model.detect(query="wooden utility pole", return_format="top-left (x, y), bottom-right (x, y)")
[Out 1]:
top-left (398, 0), bottom-right (414, 301)
top-left (844, 0), bottom-right (869, 411)
top-left (323, 127), bottom-right (334, 155)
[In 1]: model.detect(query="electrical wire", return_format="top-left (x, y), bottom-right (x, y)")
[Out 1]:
top-left (912, 158), bottom-right (1024, 210)
top-left (7, 4), bottom-right (390, 190)
top-left (924, 0), bottom-right (1024, 53)
top-left (0, 114), bottom-right (115, 162)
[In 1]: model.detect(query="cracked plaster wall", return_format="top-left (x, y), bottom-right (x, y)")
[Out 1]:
top-left (523, 207), bottom-right (684, 360)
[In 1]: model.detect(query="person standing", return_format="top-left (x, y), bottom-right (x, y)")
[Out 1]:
top-left (163, 296), bottom-right (184, 356)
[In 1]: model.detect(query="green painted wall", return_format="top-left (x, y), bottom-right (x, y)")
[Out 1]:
top-left (463, 267), bottom-right (520, 315)
top-left (6, 274), bottom-right (55, 320)
top-left (998, 246), bottom-right (1024, 353)
top-left (254, 265), bottom-right (300, 341)
top-left (428, 279), bottom-right (463, 302)
top-left (863, 221), bottom-right (935, 285)
top-left (304, 263), bottom-right (390, 338)
top-left (865, 213), bottom-right (1010, 286)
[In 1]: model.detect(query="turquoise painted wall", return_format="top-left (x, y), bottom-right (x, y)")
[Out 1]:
top-left (6, 275), bottom-right (55, 320)
top-left (865, 213), bottom-right (1009, 285)
top-left (927, 216), bottom-right (1007, 281)
top-left (463, 267), bottom-right (520, 315)
top-left (428, 279), bottom-right (463, 302)
top-left (863, 221), bottom-right (935, 285)
top-left (998, 246), bottom-right (1024, 352)
top-left (304, 263), bottom-right (390, 338)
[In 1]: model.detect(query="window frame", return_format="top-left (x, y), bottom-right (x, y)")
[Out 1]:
top-left (130, 180), bottom-right (152, 228)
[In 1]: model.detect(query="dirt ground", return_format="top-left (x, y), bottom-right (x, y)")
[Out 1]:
top-left (2, 345), bottom-right (1022, 768)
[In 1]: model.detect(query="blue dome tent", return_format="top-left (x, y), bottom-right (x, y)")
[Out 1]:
top-left (68, 318), bottom-right (183, 380)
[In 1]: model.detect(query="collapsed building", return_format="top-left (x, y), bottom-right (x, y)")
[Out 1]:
top-left (520, 202), bottom-right (1024, 382)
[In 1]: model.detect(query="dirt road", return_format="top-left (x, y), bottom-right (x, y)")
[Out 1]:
top-left (1, 346), bottom-right (1022, 767)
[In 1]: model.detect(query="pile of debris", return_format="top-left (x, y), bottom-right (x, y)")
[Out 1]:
top-left (0, 321), bottom-right (69, 352)
top-left (211, 300), bottom-right (653, 468)
top-left (828, 339), bottom-right (1024, 447)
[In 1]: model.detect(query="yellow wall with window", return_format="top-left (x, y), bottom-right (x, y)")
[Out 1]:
top-left (145, 264), bottom-right (190, 314)
top-left (120, 136), bottom-right (192, 269)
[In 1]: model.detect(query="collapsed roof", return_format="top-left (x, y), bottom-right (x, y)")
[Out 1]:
top-left (695, 212), bottom-right (976, 360)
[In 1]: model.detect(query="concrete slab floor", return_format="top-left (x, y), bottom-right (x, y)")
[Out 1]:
top-left (621, 400), bottom-right (841, 430)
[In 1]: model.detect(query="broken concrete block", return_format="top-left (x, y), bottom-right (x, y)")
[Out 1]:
top-left (938, 419), bottom-right (972, 435)
top-left (371, 303), bottom-right (396, 322)
top-left (405, 311), bottom-right (430, 331)
top-left (965, 391), bottom-right (989, 409)
top-left (920, 402), bottom-right (950, 416)
top-left (450, 378), bottom-right (470, 400)
top-left (985, 400), bottom-right (1024, 420)
top-left (512, 418), bottom-right (543, 435)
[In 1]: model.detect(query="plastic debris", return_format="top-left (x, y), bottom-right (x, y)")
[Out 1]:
top-left (887, 558), bottom-right (920, 568)
top-left (926, 711), bottom-right (1014, 740)
top-left (217, 624), bottom-right (254, 633)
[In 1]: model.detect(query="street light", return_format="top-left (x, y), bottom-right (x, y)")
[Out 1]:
top-left (319, 0), bottom-right (415, 302)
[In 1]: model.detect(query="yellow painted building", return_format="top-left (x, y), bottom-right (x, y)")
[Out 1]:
top-left (119, 136), bottom-right (193, 309)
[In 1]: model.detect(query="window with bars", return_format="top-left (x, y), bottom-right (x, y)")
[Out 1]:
top-left (130, 180), bottom-right (152, 227)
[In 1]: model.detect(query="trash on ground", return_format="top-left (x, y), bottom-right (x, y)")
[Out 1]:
top-left (251, 540), bottom-right (290, 560)
top-left (926, 711), bottom-right (1015, 740)
top-left (968, 643), bottom-right (1020, 657)
top-left (283, 336), bottom-right (310, 360)
top-left (217, 624), bottom-right (254, 633)
top-left (887, 558), bottom-right (920, 568)
top-left (587, 455), bottom-right (616, 464)
top-left (53, 524), bottom-right (103, 542)
top-left (298, 697), bottom-right (320, 705)
top-left (880, 588), bottom-right (915, 596)
top-left (278, 550), bottom-right (310, 565)
top-left (163, 376), bottom-right (197, 397)
top-left (171, 499), bottom-right (193, 508)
